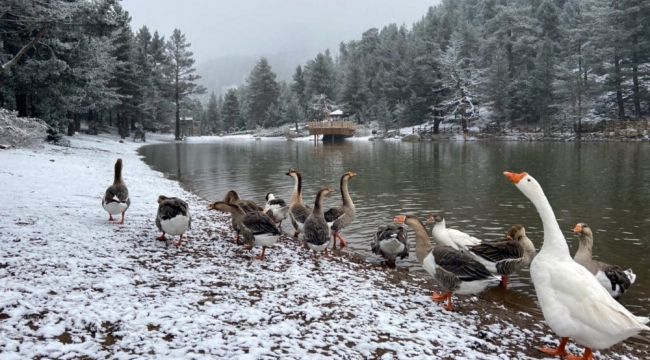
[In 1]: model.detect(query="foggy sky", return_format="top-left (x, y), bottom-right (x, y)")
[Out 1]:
top-left (122, 0), bottom-right (439, 63)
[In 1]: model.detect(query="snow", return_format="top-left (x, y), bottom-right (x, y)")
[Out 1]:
top-left (0, 133), bottom-right (645, 359)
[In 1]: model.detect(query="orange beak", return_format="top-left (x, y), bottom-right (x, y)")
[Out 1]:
top-left (393, 215), bottom-right (406, 225)
top-left (573, 224), bottom-right (583, 233)
top-left (503, 171), bottom-right (527, 184)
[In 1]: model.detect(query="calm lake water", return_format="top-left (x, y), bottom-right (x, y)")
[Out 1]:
top-left (139, 139), bottom-right (650, 316)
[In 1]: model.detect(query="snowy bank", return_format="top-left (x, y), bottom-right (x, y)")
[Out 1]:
top-left (0, 134), bottom-right (646, 359)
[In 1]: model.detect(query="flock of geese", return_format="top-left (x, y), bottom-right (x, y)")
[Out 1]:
top-left (101, 158), bottom-right (648, 360)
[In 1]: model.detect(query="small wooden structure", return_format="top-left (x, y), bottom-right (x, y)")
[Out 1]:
top-left (308, 121), bottom-right (356, 142)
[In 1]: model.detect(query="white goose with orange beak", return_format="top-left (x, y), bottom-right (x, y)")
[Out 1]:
top-left (504, 171), bottom-right (649, 360)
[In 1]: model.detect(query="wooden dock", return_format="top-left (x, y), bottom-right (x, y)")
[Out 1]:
top-left (308, 121), bottom-right (356, 141)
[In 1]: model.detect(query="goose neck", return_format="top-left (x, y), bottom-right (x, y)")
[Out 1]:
top-left (406, 218), bottom-right (433, 264)
top-left (528, 187), bottom-right (571, 257)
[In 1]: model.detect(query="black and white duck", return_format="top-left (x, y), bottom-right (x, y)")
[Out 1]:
top-left (371, 223), bottom-right (408, 267)
top-left (156, 195), bottom-right (191, 246)
top-left (263, 192), bottom-right (289, 227)
top-left (102, 158), bottom-right (130, 224)
top-left (324, 171), bottom-right (357, 249)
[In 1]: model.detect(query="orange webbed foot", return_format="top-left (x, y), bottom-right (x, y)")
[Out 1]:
top-left (537, 337), bottom-right (570, 357)
top-left (431, 292), bottom-right (448, 303)
top-left (564, 348), bottom-right (593, 360)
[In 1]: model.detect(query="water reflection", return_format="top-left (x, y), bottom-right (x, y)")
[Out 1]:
top-left (140, 139), bottom-right (650, 314)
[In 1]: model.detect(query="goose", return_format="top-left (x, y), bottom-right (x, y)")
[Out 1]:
top-left (371, 223), bottom-right (408, 267)
top-left (156, 195), bottom-right (191, 246)
top-left (224, 190), bottom-right (263, 213)
top-left (466, 224), bottom-right (537, 289)
top-left (286, 169), bottom-right (312, 238)
top-left (208, 201), bottom-right (281, 260)
top-left (394, 214), bottom-right (501, 311)
top-left (428, 213), bottom-right (482, 250)
top-left (573, 223), bottom-right (636, 299)
top-left (263, 192), bottom-right (289, 226)
top-left (102, 158), bottom-right (130, 224)
top-left (324, 171), bottom-right (357, 249)
top-left (303, 187), bottom-right (336, 256)
top-left (504, 171), bottom-right (649, 360)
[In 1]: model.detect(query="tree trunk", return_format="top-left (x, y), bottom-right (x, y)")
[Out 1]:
top-left (74, 113), bottom-right (81, 133)
top-left (613, 56), bottom-right (625, 121)
top-left (16, 93), bottom-right (27, 117)
top-left (175, 69), bottom-right (180, 140)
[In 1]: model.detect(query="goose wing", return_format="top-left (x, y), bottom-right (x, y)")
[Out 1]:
top-left (433, 246), bottom-right (494, 281)
top-left (243, 212), bottom-right (281, 235)
top-left (324, 206), bottom-right (344, 223)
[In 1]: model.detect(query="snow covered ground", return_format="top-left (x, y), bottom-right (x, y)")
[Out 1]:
top-left (0, 134), bottom-right (646, 359)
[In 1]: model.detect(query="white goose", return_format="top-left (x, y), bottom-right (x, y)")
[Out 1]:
top-left (504, 171), bottom-right (649, 360)
top-left (428, 213), bottom-right (482, 250)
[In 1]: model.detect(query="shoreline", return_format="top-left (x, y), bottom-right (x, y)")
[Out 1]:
top-left (1, 133), bottom-right (647, 359)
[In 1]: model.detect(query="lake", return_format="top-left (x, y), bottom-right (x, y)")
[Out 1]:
top-left (139, 138), bottom-right (650, 315)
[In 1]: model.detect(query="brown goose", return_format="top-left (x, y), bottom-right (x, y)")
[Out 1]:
top-left (371, 223), bottom-right (408, 267)
top-left (324, 171), bottom-right (357, 249)
top-left (102, 158), bottom-right (130, 224)
top-left (286, 169), bottom-right (312, 238)
top-left (208, 201), bottom-right (281, 260)
top-left (573, 223), bottom-right (636, 299)
top-left (466, 224), bottom-right (537, 289)
top-left (156, 196), bottom-right (191, 246)
top-left (303, 187), bottom-right (336, 256)
top-left (394, 214), bottom-right (501, 311)
top-left (224, 190), bottom-right (263, 213)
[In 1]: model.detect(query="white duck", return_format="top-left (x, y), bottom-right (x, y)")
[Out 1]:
top-left (504, 171), bottom-right (649, 360)
top-left (573, 223), bottom-right (636, 299)
top-left (428, 213), bottom-right (482, 250)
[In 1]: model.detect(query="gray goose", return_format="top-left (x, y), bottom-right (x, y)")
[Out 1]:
top-left (286, 169), bottom-right (312, 238)
top-left (324, 171), bottom-right (357, 249)
top-left (224, 190), bottom-right (263, 213)
top-left (156, 195), bottom-right (191, 246)
top-left (263, 193), bottom-right (289, 226)
top-left (303, 187), bottom-right (336, 256)
top-left (371, 223), bottom-right (408, 267)
top-left (466, 224), bottom-right (536, 289)
top-left (573, 223), bottom-right (636, 299)
top-left (208, 201), bottom-right (281, 260)
top-left (102, 158), bottom-right (130, 224)
top-left (394, 214), bottom-right (501, 311)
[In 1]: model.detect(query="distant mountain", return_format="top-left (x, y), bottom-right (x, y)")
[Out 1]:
top-left (197, 52), bottom-right (314, 95)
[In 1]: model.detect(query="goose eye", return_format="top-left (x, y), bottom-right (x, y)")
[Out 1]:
top-left (527, 179), bottom-right (531, 182)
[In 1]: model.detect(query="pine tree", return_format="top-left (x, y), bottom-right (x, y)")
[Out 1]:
top-left (206, 91), bottom-right (221, 133)
top-left (166, 28), bottom-right (205, 140)
top-left (246, 57), bottom-right (280, 128)
top-left (221, 89), bottom-right (241, 132)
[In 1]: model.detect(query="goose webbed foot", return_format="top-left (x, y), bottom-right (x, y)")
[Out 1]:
top-left (157, 233), bottom-right (167, 241)
top-left (108, 214), bottom-right (115, 222)
top-left (537, 337), bottom-right (570, 357)
top-left (564, 348), bottom-right (593, 360)
top-left (256, 247), bottom-right (267, 260)
top-left (174, 235), bottom-right (186, 247)
top-left (336, 233), bottom-right (348, 247)
top-left (500, 275), bottom-right (510, 289)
